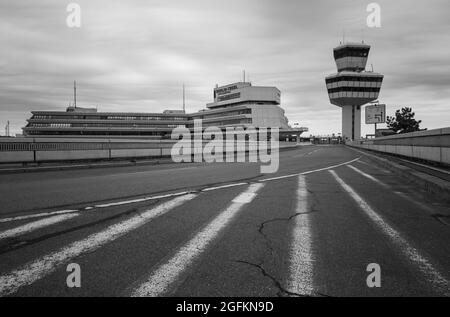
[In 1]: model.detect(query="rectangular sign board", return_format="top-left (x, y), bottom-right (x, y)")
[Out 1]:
top-left (365, 104), bottom-right (386, 124)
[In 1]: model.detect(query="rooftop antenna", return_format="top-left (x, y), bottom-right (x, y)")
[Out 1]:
top-left (182, 83), bottom-right (185, 113)
top-left (5, 120), bottom-right (10, 137)
top-left (73, 80), bottom-right (77, 108)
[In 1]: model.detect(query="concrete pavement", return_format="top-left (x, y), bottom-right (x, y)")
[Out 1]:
top-left (0, 145), bottom-right (449, 296)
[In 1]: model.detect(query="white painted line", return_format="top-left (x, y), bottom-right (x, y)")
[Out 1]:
top-left (0, 213), bottom-right (79, 240)
top-left (0, 194), bottom-right (196, 296)
top-left (259, 157), bottom-right (361, 182)
top-left (347, 165), bottom-right (389, 188)
top-left (259, 173), bottom-right (299, 182)
top-left (301, 157), bottom-right (361, 175)
top-left (131, 183), bottom-right (265, 297)
top-left (288, 175), bottom-right (314, 295)
top-left (0, 210), bottom-right (78, 224)
top-left (330, 170), bottom-right (450, 296)
top-left (95, 198), bottom-right (147, 208)
top-left (94, 191), bottom-right (190, 208)
top-left (355, 159), bottom-right (391, 173)
top-left (347, 165), bottom-right (435, 214)
top-left (202, 183), bottom-right (248, 192)
top-left (232, 191), bottom-right (258, 204)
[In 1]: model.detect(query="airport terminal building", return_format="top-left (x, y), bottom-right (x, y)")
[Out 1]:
top-left (22, 82), bottom-right (307, 140)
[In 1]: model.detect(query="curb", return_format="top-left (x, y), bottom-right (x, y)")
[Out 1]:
top-left (347, 146), bottom-right (450, 204)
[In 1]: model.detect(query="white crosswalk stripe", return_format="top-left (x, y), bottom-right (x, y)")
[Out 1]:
top-left (0, 193), bottom-right (196, 297)
top-left (287, 175), bottom-right (314, 295)
top-left (131, 183), bottom-right (265, 297)
top-left (330, 170), bottom-right (450, 296)
top-left (0, 213), bottom-right (79, 240)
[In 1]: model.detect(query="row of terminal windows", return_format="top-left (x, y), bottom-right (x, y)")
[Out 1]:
top-left (327, 87), bottom-right (381, 94)
top-left (199, 118), bottom-right (252, 127)
top-left (325, 76), bottom-right (383, 84)
top-left (28, 123), bottom-right (185, 128)
top-left (217, 92), bottom-right (241, 102)
top-left (334, 48), bottom-right (369, 59)
top-left (32, 115), bottom-right (186, 121)
top-left (191, 109), bottom-right (251, 120)
top-left (25, 130), bottom-right (167, 136)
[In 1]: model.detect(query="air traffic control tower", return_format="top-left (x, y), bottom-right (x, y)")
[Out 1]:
top-left (325, 43), bottom-right (383, 141)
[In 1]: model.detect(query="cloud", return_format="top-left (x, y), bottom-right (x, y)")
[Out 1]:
top-left (0, 0), bottom-right (449, 136)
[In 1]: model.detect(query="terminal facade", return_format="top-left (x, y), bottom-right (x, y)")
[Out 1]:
top-left (22, 82), bottom-right (307, 140)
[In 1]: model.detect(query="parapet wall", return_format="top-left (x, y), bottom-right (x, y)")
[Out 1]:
top-left (347, 127), bottom-right (450, 165)
top-left (0, 137), bottom-right (292, 164)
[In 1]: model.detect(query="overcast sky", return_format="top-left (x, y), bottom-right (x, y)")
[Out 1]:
top-left (1, 0), bottom-right (449, 136)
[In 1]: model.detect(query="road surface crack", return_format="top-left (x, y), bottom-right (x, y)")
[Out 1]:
top-left (235, 260), bottom-right (329, 297)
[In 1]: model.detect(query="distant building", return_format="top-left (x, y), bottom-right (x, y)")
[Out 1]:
top-left (325, 43), bottom-right (384, 141)
top-left (23, 81), bottom-right (308, 140)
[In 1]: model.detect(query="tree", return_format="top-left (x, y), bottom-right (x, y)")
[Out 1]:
top-left (386, 107), bottom-right (425, 134)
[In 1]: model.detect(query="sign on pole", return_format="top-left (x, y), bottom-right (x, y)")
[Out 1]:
top-left (365, 104), bottom-right (386, 124)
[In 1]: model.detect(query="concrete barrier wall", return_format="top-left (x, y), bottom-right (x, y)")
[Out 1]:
top-left (348, 127), bottom-right (450, 165)
top-left (0, 137), bottom-right (295, 164)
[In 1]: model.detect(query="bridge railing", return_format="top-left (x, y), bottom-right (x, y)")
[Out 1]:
top-left (347, 127), bottom-right (450, 166)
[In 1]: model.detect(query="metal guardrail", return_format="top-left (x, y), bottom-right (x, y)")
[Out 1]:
top-left (347, 127), bottom-right (450, 166)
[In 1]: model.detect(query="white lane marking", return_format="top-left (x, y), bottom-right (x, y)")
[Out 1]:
top-left (330, 170), bottom-right (450, 296)
top-left (0, 213), bottom-right (79, 240)
top-left (232, 191), bottom-right (258, 204)
top-left (131, 183), bottom-right (265, 297)
top-left (355, 159), bottom-right (390, 173)
top-left (0, 210), bottom-right (78, 224)
top-left (347, 165), bottom-right (388, 188)
top-left (94, 191), bottom-right (190, 208)
top-left (288, 175), bottom-right (314, 295)
top-left (202, 183), bottom-right (247, 192)
top-left (347, 165), bottom-right (436, 214)
top-left (0, 156), bottom-right (358, 224)
top-left (259, 157), bottom-right (361, 182)
top-left (0, 194), bottom-right (196, 297)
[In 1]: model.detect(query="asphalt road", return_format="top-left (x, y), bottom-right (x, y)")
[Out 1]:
top-left (0, 145), bottom-right (449, 297)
